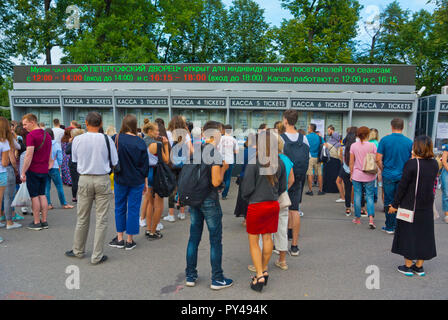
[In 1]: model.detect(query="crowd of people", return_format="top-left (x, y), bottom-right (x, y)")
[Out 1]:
top-left (1, 110), bottom-right (446, 291)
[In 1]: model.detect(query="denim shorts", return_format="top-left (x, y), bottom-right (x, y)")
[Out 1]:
top-left (0, 172), bottom-right (7, 187)
top-left (26, 171), bottom-right (48, 198)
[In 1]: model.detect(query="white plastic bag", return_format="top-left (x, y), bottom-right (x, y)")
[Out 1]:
top-left (11, 183), bottom-right (31, 208)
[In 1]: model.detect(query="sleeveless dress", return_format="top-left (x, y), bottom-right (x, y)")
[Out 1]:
top-left (61, 142), bottom-right (72, 185)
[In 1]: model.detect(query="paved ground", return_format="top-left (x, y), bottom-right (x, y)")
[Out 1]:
top-left (1, 181), bottom-right (447, 300)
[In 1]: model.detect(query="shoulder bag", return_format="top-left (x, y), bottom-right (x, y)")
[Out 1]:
top-left (362, 143), bottom-right (378, 174)
top-left (396, 159), bottom-right (420, 223)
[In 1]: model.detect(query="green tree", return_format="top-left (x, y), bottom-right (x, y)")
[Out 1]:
top-left (61, 0), bottom-right (159, 63)
top-left (275, 0), bottom-right (362, 63)
top-left (225, 0), bottom-right (275, 62)
top-left (165, 0), bottom-right (228, 63)
top-left (5, 0), bottom-right (61, 64)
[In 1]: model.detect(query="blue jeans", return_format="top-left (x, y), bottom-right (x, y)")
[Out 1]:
top-left (45, 168), bottom-right (67, 206)
top-left (353, 180), bottom-right (375, 218)
top-left (186, 197), bottom-right (224, 281)
top-left (383, 178), bottom-right (400, 231)
top-left (441, 170), bottom-right (448, 212)
top-left (114, 182), bottom-right (144, 235)
top-left (222, 164), bottom-right (234, 198)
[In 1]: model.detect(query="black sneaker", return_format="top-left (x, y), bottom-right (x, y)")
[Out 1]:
top-left (318, 191), bottom-right (325, 195)
top-left (65, 250), bottom-right (83, 259)
top-left (125, 241), bottom-right (137, 250)
top-left (305, 191), bottom-right (313, 196)
top-left (41, 221), bottom-right (49, 229)
top-left (27, 222), bottom-right (42, 231)
top-left (146, 231), bottom-right (163, 241)
top-left (287, 228), bottom-right (293, 241)
top-left (411, 264), bottom-right (425, 276)
top-left (397, 265), bottom-right (414, 277)
top-left (289, 245), bottom-right (300, 256)
top-left (91, 255), bottom-right (108, 265)
top-left (109, 237), bottom-right (125, 249)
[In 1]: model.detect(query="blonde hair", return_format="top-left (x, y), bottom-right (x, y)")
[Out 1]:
top-left (71, 128), bottom-right (85, 138)
top-left (142, 121), bottom-right (158, 135)
top-left (368, 128), bottom-right (379, 141)
top-left (106, 126), bottom-right (117, 136)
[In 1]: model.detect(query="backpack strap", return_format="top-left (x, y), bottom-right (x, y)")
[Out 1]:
top-left (36, 131), bottom-right (47, 152)
top-left (103, 134), bottom-right (113, 174)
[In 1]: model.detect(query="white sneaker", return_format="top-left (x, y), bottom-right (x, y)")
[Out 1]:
top-left (163, 215), bottom-right (176, 222)
top-left (6, 222), bottom-right (22, 230)
top-left (299, 211), bottom-right (304, 217)
top-left (178, 213), bottom-right (186, 220)
top-left (139, 218), bottom-right (146, 227)
top-left (156, 223), bottom-right (164, 231)
top-left (21, 207), bottom-right (28, 213)
top-left (335, 198), bottom-right (345, 203)
top-left (0, 223), bottom-right (5, 228)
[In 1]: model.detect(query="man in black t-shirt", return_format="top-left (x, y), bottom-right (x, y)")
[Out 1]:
top-left (185, 121), bottom-right (233, 291)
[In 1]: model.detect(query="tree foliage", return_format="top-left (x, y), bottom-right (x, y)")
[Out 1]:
top-left (275, 0), bottom-right (362, 63)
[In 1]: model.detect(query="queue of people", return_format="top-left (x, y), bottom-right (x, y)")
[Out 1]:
top-left (0, 110), bottom-right (446, 291)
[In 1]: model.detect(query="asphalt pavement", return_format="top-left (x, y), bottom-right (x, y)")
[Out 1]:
top-left (1, 180), bottom-right (447, 300)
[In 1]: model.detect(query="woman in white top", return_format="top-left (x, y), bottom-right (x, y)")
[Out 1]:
top-left (0, 117), bottom-right (13, 231)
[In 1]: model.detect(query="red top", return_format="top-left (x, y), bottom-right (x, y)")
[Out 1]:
top-left (26, 129), bottom-right (52, 174)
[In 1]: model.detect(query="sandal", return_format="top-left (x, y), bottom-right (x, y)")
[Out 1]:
top-left (63, 204), bottom-right (74, 209)
top-left (263, 271), bottom-right (269, 286)
top-left (275, 260), bottom-right (289, 271)
top-left (250, 276), bottom-right (265, 292)
top-left (345, 208), bottom-right (351, 216)
top-left (48, 205), bottom-right (53, 210)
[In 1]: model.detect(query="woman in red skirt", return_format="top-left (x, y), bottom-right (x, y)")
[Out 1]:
top-left (241, 130), bottom-right (286, 292)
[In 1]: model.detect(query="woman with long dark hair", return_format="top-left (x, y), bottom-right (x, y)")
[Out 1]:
top-left (241, 129), bottom-right (286, 292)
top-left (389, 136), bottom-right (438, 276)
top-left (339, 129), bottom-right (357, 216)
top-left (108, 114), bottom-right (149, 250)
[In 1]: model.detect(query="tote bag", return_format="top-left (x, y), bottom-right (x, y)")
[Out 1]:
top-left (362, 144), bottom-right (378, 174)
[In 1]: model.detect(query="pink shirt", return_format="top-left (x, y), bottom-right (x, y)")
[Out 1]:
top-left (350, 141), bottom-right (377, 182)
top-left (26, 129), bottom-right (52, 174)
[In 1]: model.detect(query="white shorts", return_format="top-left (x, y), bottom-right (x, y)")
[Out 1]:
top-left (273, 207), bottom-right (289, 252)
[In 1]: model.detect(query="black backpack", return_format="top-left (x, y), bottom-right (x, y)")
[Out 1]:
top-left (281, 133), bottom-right (310, 176)
top-left (152, 143), bottom-right (177, 197)
top-left (177, 145), bottom-right (215, 208)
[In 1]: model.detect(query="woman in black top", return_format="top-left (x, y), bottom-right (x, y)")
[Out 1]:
top-left (108, 115), bottom-right (149, 250)
top-left (389, 135), bottom-right (438, 277)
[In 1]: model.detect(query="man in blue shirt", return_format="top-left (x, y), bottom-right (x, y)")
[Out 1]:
top-left (376, 118), bottom-right (413, 234)
top-left (306, 124), bottom-right (324, 196)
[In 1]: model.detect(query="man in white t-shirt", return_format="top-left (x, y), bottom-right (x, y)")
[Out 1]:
top-left (65, 111), bottom-right (118, 265)
top-left (52, 119), bottom-right (65, 144)
top-left (218, 124), bottom-right (239, 200)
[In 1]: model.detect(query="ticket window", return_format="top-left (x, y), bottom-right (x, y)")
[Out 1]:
top-left (26, 108), bottom-right (61, 127)
top-left (233, 110), bottom-right (249, 130)
top-left (436, 114), bottom-right (448, 150)
top-left (172, 109), bottom-right (193, 123)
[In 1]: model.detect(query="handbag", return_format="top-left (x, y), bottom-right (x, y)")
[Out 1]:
top-left (278, 191), bottom-right (291, 209)
top-left (397, 159), bottom-right (420, 223)
top-left (362, 144), bottom-right (378, 174)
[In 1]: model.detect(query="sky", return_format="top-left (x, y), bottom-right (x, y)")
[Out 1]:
top-left (40, 0), bottom-right (439, 65)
